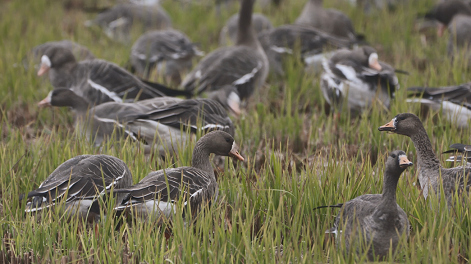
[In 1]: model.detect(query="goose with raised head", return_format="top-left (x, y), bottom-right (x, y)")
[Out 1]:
top-left (257, 24), bottom-right (356, 75)
top-left (84, 2), bottom-right (172, 43)
top-left (130, 29), bottom-right (204, 84)
top-left (443, 143), bottom-right (471, 165)
top-left (320, 150), bottom-right (412, 261)
top-left (406, 83), bottom-right (471, 128)
top-left (182, 0), bottom-right (269, 101)
top-left (320, 46), bottom-right (399, 116)
top-left (37, 46), bottom-right (191, 105)
top-left (219, 13), bottom-right (273, 46)
top-left (21, 154), bottom-right (132, 222)
top-left (24, 40), bottom-right (94, 71)
top-left (38, 89), bottom-right (235, 156)
top-left (295, 0), bottom-right (362, 41)
top-left (113, 130), bottom-right (244, 221)
top-left (378, 113), bottom-right (471, 204)
top-left (424, 0), bottom-right (471, 64)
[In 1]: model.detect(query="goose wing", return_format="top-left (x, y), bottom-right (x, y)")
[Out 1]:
top-left (115, 167), bottom-right (212, 209)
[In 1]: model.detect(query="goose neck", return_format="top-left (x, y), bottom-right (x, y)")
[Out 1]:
top-left (191, 139), bottom-right (214, 178)
top-left (379, 168), bottom-right (400, 210)
top-left (236, 0), bottom-right (256, 47)
top-left (410, 130), bottom-right (441, 171)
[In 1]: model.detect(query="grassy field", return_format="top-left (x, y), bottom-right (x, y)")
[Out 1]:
top-left (1, 0), bottom-right (471, 262)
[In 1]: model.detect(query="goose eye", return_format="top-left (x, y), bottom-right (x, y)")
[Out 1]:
top-left (225, 138), bottom-right (231, 143)
top-left (391, 154), bottom-right (397, 158)
top-left (399, 116), bottom-right (405, 120)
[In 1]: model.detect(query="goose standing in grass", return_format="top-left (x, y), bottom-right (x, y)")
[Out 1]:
top-left (443, 143), bottom-right (471, 165)
top-left (257, 24), bottom-right (356, 75)
top-left (378, 113), bottom-right (471, 204)
top-left (113, 130), bottom-right (244, 221)
top-left (130, 29), bottom-right (204, 84)
top-left (424, 0), bottom-right (471, 64)
top-left (320, 150), bottom-right (412, 261)
top-left (320, 46), bottom-right (399, 116)
top-left (84, 2), bottom-right (172, 43)
top-left (38, 89), bottom-right (235, 156)
top-left (23, 40), bottom-right (94, 70)
top-left (21, 155), bottom-right (132, 222)
top-left (295, 0), bottom-right (363, 41)
top-left (181, 0), bottom-right (269, 101)
top-left (37, 46), bottom-right (191, 105)
top-left (219, 13), bottom-right (273, 46)
top-left (406, 83), bottom-right (471, 128)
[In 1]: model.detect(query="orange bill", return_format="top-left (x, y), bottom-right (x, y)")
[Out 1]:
top-left (378, 118), bottom-right (396, 132)
top-left (398, 154), bottom-right (413, 168)
top-left (437, 23), bottom-right (446, 37)
top-left (229, 146), bottom-right (244, 161)
top-left (37, 64), bottom-right (50, 76)
top-left (369, 60), bottom-right (382, 71)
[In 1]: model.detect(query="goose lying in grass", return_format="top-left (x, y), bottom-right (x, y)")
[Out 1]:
top-left (295, 0), bottom-right (364, 41)
top-left (84, 2), bottom-right (172, 43)
top-left (181, 0), bottom-right (269, 101)
top-left (23, 40), bottom-right (94, 71)
top-left (20, 155), bottom-right (132, 222)
top-left (379, 113), bottom-right (471, 204)
top-left (443, 143), bottom-right (471, 165)
top-left (320, 46), bottom-right (399, 116)
top-left (37, 46), bottom-right (190, 105)
top-left (130, 29), bottom-right (204, 84)
top-left (406, 83), bottom-right (471, 128)
top-left (257, 24), bottom-right (356, 75)
top-left (38, 89), bottom-right (235, 156)
top-left (113, 130), bottom-right (244, 221)
top-left (318, 150), bottom-right (412, 261)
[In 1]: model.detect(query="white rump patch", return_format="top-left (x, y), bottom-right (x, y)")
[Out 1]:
top-left (335, 64), bottom-right (359, 82)
top-left (195, 70), bottom-right (202, 79)
top-left (41, 55), bottom-right (51, 67)
top-left (270, 46), bottom-right (293, 54)
top-left (87, 79), bottom-right (123, 102)
top-left (108, 17), bottom-right (129, 29)
top-left (233, 61), bottom-right (262, 85)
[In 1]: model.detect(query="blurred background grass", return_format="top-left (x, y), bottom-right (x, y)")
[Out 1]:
top-left (1, 0), bottom-right (471, 262)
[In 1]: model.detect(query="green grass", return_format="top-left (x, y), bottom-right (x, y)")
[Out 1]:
top-left (1, 0), bottom-right (471, 262)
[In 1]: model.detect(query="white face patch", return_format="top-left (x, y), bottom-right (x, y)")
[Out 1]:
top-left (368, 53), bottom-right (378, 66)
top-left (41, 55), bottom-right (51, 67)
top-left (45, 90), bottom-right (53, 103)
top-left (227, 91), bottom-right (241, 115)
top-left (231, 141), bottom-right (236, 151)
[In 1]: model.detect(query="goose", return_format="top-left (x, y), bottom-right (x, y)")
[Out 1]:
top-left (23, 40), bottom-right (94, 71)
top-left (424, 0), bottom-right (471, 64)
top-left (219, 13), bottom-right (273, 46)
top-left (295, 0), bottom-right (363, 41)
top-left (113, 130), bottom-right (244, 221)
top-left (38, 89), bottom-right (235, 156)
top-left (130, 29), bottom-right (204, 84)
top-left (257, 24), bottom-right (356, 75)
top-left (406, 83), bottom-right (471, 128)
top-left (36, 46), bottom-right (191, 105)
top-left (320, 46), bottom-right (399, 116)
top-left (84, 2), bottom-right (172, 43)
top-left (319, 150), bottom-right (412, 261)
top-left (378, 113), bottom-right (471, 204)
top-left (21, 154), bottom-right (132, 222)
top-left (181, 0), bottom-right (269, 101)
top-left (443, 143), bottom-right (471, 165)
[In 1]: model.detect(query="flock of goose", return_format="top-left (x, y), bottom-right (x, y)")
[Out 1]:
top-left (18, 0), bottom-right (471, 260)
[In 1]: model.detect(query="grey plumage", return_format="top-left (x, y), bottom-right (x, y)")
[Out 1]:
top-left (257, 24), bottom-right (356, 75)
top-left (22, 155), bottom-right (132, 221)
top-left (443, 143), bottom-right (471, 165)
top-left (320, 46), bottom-right (398, 116)
top-left (130, 29), bottom-right (203, 84)
top-left (84, 3), bottom-right (172, 43)
top-left (406, 83), bottom-right (471, 128)
top-left (37, 46), bottom-right (189, 105)
top-left (379, 113), bottom-right (471, 204)
top-left (182, 0), bottom-right (269, 101)
top-left (113, 130), bottom-right (244, 221)
top-left (325, 150), bottom-right (411, 261)
top-left (219, 13), bottom-right (273, 46)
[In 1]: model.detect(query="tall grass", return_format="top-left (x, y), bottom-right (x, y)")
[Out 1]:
top-left (1, 0), bottom-right (470, 262)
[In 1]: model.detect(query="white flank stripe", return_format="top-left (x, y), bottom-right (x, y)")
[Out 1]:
top-left (335, 64), bottom-right (359, 82)
top-left (108, 17), bottom-right (128, 29)
top-left (191, 124), bottom-right (230, 130)
top-left (87, 79), bottom-right (122, 102)
top-left (104, 169), bottom-right (127, 191)
top-left (233, 61), bottom-right (262, 85)
top-left (270, 46), bottom-right (293, 54)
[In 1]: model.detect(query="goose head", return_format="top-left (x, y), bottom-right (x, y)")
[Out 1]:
top-left (198, 130), bottom-right (244, 161)
top-left (378, 113), bottom-right (424, 137)
top-left (424, 0), bottom-right (471, 37)
top-left (37, 46), bottom-right (77, 76)
top-left (360, 46), bottom-right (382, 71)
top-left (38, 89), bottom-right (86, 109)
top-left (387, 150), bottom-right (413, 172)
